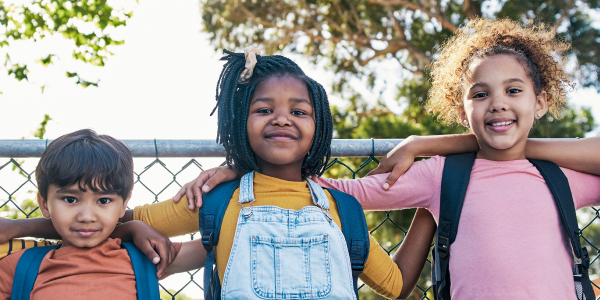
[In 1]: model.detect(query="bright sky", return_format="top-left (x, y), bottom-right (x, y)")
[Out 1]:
top-left (0, 1), bottom-right (598, 141)
top-left (0, 1), bottom-right (599, 297)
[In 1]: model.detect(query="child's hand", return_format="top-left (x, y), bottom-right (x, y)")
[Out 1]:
top-left (113, 221), bottom-right (176, 278)
top-left (367, 137), bottom-right (418, 190)
top-left (173, 166), bottom-right (244, 210)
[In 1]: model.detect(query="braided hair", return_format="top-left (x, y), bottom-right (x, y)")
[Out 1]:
top-left (212, 50), bottom-right (333, 176)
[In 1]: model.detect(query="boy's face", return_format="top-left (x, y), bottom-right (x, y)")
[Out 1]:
top-left (38, 183), bottom-right (130, 248)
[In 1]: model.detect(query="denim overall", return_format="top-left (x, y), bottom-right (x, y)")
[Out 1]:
top-left (219, 171), bottom-right (357, 300)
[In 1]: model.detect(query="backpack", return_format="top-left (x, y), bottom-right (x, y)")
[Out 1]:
top-left (199, 178), bottom-right (370, 300)
top-left (431, 152), bottom-right (594, 300)
top-left (11, 241), bottom-right (160, 300)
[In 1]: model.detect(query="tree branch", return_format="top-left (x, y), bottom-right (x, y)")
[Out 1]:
top-left (462, 0), bottom-right (482, 19)
top-left (387, 5), bottom-right (406, 40)
top-left (366, 0), bottom-right (458, 32)
top-left (237, 0), bottom-right (432, 68)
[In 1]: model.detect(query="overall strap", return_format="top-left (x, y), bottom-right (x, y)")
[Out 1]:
top-left (199, 180), bottom-right (241, 300)
top-left (434, 152), bottom-right (476, 300)
top-left (528, 159), bottom-right (595, 300)
top-left (11, 244), bottom-right (60, 300)
top-left (238, 171), bottom-right (256, 205)
top-left (326, 188), bottom-right (370, 299)
top-left (307, 177), bottom-right (331, 210)
top-left (121, 242), bottom-right (160, 300)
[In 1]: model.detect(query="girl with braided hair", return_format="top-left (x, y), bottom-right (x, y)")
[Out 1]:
top-left (122, 49), bottom-right (436, 299)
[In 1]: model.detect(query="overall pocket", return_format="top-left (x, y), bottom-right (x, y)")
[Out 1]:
top-left (251, 234), bottom-right (331, 299)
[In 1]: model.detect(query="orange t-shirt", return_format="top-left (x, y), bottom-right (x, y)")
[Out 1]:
top-left (1, 238), bottom-right (139, 300)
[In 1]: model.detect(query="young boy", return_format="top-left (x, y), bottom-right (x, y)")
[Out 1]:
top-left (0, 129), bottom-right (177, 300)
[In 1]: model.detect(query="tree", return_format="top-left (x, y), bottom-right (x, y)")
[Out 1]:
top-left (0, 0), bottom-right (133, 90)
top-left (200, 1), bottom-right (599, 298)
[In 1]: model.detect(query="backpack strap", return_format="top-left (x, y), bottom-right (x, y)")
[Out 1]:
top-left (528, 159), bottom-right (595, 300)
top-left (199, 180), bottom-right (241, 300)
top-left (11, 244), bottom-right (60, 300)
top-left (326, 188), bottom-right (370, 299)
top-left (433, 152), bottom-right (476, 300)
top-left (121, 242), bottom-right (160, 300)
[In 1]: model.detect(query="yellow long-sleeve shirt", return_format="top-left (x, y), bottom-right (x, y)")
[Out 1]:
top-left (133, 172), bottom-right (403, 299)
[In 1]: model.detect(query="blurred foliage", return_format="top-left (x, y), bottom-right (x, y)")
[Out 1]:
top-left (159, 289), bottom-right (200, 300)
top-left (1, 115), bottom-right (50, 219)
top-left (0, 0), bottom-right (132, 89)
top-left (201, 0), bottom-right (599, 298)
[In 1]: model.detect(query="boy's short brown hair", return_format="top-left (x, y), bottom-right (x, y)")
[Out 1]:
top-left (35, 129), bottom-right (134, 201)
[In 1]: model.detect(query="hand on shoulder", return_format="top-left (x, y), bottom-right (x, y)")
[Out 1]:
top-left (173, 166), bottom-right (244, 210)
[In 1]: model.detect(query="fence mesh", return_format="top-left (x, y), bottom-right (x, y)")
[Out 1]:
top-left (1, 149), bottom-right (600, 300)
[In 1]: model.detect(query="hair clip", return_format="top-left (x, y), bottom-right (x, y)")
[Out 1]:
top-left (238, 47), bottom-right (261, 84)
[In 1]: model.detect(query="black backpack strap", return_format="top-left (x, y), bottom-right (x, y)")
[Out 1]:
top-left (433, 152), bottom-right (476, 300)
top-left (528, 159), bottom-right (595, 300)
top-left (198, 180), bottom-right (241, 300)
top-left (326, 188), bottom-right (370, 299)
top-left (121, 242), bottom-right (160, 300)
top-left (11, 244), bottom-right (60, 300)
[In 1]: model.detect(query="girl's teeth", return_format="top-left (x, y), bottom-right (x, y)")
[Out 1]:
top-left (491, 121), bottom-right (513, 126)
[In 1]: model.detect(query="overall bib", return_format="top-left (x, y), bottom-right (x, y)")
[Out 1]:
top-left (220, 171), bottom-right (357, 299)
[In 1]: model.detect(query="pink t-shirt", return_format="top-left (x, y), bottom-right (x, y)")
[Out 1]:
top-left (320, 156), bottom-right (600, 299)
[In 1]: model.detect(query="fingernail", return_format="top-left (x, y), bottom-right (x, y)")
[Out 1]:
top-left (152, 257), bottom-right (160, 264)
top-left (383, 182), bottom-right (390, 190)
top-left (189, 205), bottom-right (193, 210)
top-left (202, 185), bottom-right (209, 192)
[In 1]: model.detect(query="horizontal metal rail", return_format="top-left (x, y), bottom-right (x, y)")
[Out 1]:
top-left (0, 139), bottom-right (405, 158)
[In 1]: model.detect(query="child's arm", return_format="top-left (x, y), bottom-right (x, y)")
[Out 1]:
top-left (0, 217), bottom-right (174, 277)
top-left (526, 137), bottom-right (600, 175)
top-left (368, 134), bottom-right (479, 189)
top-left (393, 208), bottom-right (436, 299)
top-left (0, 217), bottom-right (60, 244)
top-left (163, 239), bottom-right (207, 275)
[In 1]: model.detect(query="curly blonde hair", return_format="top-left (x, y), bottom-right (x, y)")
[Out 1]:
top-left (426, 18), bottom-right (574, 125)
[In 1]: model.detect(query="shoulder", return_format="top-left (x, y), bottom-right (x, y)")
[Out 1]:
top-left (0, 248), bottom-right (26, 296)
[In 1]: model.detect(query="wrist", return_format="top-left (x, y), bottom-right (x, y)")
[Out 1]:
top-left (401, 135), bottom-right (423, 158)
top-left (111, 220), bottom-right (142, 241)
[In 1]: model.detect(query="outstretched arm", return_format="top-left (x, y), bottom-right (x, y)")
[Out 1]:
top-left (526, 137), bottom-right (600, 175)
top-left (164, 239), bottom-right (207, 275)
top-left (368, 135), bottom-right (600, 188)
top-left (368, 135), bottom-right (479, 189)
top-left (0, 217), bottom-right (60, 244)
top-left (0, 217), bottom-right (174, 276)
top-left (394, 208), bottom-right (437, 299)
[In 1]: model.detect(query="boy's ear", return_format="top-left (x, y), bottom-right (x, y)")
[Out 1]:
top-left (535, 91), bottom-right (549, 119)
top-left (120, 194), bottom-right (132, 218)
top-left (37, 193), bottom-right (51, 218)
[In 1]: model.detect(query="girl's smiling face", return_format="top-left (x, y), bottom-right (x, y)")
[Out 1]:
top-left (247, 76), bottom-right (315, 181)
top-left (459, 55), bottom-right (548, 161)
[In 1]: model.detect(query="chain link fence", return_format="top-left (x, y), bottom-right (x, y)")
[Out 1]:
top-left (1, 139), bottom-right (599, 300)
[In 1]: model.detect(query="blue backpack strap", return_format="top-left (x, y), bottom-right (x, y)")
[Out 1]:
top-left (199, 180), bottom-right (241, 300)
top-left (433, 152), bottom-right (476, 300)
top-left (326, 188), bottom-right (370, 299)
top-left (121, 241), bottom-right (160, 300)
top-left (528, 159), bottom-right (595, 300)
top-left (11, 244), bottom-right (60, 300)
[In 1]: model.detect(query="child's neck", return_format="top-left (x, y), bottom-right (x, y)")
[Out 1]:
top-left (256, 159), bottom-right (304, 182)
top-left (476, 142), bottom-right (527, 161)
